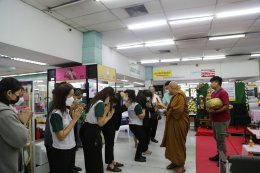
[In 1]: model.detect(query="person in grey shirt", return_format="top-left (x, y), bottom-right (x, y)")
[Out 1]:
top-left (0, 77), bottom-right (32, 173)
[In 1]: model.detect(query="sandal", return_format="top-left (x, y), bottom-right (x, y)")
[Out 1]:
top-left (166, 163), bottom-right (178, 169)
top-left (107, 165), bottom-right (122, 172)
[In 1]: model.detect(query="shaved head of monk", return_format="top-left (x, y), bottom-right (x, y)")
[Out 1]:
top-left (168, 81), bottom-right (180, 95)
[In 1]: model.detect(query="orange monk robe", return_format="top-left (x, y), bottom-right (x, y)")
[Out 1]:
top-left (161, 90), bottom-right (190, 166)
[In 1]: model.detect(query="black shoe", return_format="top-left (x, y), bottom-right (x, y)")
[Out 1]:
top-left (73, 170), bottom-right (78, 173)
top-left (151, 139), bottom-right (158, 143)
top-left (107, 166), bottom-right (122, 172)
top-left (135, 157), bottom-right (146, 162)
top-left (209, 154), bottom-right (219, 161)
top-left (141, 156), bottom-right (146, 160)
top-left (73, 166), bottom-right (82, 171)
top-left (114, 162), bottom-right (124, 167)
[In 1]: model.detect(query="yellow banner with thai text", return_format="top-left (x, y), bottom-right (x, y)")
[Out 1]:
top-left (153, 70), bottom-right (172, 78)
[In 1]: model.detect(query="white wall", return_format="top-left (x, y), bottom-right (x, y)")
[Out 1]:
top-left (0, 0), bottom-right (83, 62)
top-left (102, 45), bottom-right (145, 80)
top-left (153, 60), bottom-right (259, 81)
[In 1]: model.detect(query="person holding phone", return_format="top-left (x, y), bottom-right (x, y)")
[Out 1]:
top-left (124, 90), bottom-right (146, 162)
top-left (80, 87), bottom-right (115, 173)
top-left (0, 77), bottom-right (33, 173)
top-left (48, 83), bottom-right (84, 173)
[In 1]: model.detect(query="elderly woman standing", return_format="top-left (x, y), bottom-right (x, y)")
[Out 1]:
top-left (160, 81), bottom-right (189, 173)
top-left (0, 77), bottom-right (33, 173)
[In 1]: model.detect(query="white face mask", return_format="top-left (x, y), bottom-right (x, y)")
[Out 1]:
top-left (123, 96), bottom-right (128, 102)
top-left (15, 97), bottom-right (24, 106)
top-left (104, 96), bottom-right (110, 104)
top-left (66, 97), bottom-right (74, 107)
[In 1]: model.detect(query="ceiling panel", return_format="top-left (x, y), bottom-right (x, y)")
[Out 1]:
top-left (72, 11), bottom-right (117, 27)
top-left (86, 20), bottom-right (125, 32)
top-left (117, 47), bottom-right (153, 57)
top-left (211, 20), bottom-right (254, 35)
top-left (161, 0), bottom-right (216, 11)
top-left (55, 1), bottom-right (106, 19)
top-left (206, 38), bottom-right (239, 49)
top-left (172, 24), bottom-right (210, 37)
top-left (63, 19), bottom-right (83, 28)
top-left (165, 5), bottom-right (215, 21)
top-left (217, 0), bottom-right (249, 3)
top-left (230, 45), bottom-right (260, 54)
top-left (35, 0), bottom-right (72, 8)
top-left (101, 0), bottom-right (152, 9)
top-left (176, 39), bottom-right (207, 49)
top-left (22, 0), bottom-right (47, 10)
top-left (76, 27), bottom-right (88, 32)
top-left (131, 25), bottom-right (172, 41)
top-left (216, 0), bottom-right (260, 12)
top-left (45, 11), bottom-right (67, 21)
top-left (122, 13), bottom-right (166, 25)
top-left (102, 29), bottom-right (140, 47)
top-left (203, 49), bottom-right (232, 55)
top-left (235, 37), bottom-right (260, 47)
top-left (178, 48), bottom-right (203, 57)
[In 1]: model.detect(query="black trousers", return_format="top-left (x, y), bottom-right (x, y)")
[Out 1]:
top-left (129, 124), bottom-right (147, 159)
top-left (143, 119), bottom-right (151, 149)
top-left (48, 147), bottom-right (75, 173)
top-left (151, 118), bottom-right (158, 140)
top-left (45, 145), bottom-right (55, 173)
top-left (80, 122), bottom-right (103, 173)
top-left (102, 127), bottom-right (116, 164)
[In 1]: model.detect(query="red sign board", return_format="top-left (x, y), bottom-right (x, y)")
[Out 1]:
top-left (201, 69), bottom-right (215, 77)
top-left (56, 65), bottom-right (86, 81)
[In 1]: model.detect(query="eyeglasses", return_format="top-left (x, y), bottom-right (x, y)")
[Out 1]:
top-left (14, 90), bottom-right (21, 97)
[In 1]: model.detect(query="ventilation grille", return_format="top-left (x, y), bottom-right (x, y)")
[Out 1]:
top-left (125, 5), bottom-right (148, 17)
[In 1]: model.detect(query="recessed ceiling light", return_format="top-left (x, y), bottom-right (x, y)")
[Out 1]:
top-left (169, 16), bottom-right (213, 25)
top-left (182, 57), bottom-right (202, 61)
top-left (116, 44), bottom-right (144, 50)
top-left (127, 20), bottom-right (167, 30)
top-left (160, 58), bottom-right (180, 62)
top-left (251, 53), bottom-right (260, 57)
top-left (145, 39), bottom-right (174, 47)
top-left (209, 34), bottom-right (245, 40)
top-left (121, 79), bottom-right (128, 82)
top-left (140, 59), bottom-right (159, 64)
top-left (216, 8), bottom-right (260, 18)
top-left (203, 55), bottom-right (226, 60)
top-left (133, 82), bottom-right (144, 85)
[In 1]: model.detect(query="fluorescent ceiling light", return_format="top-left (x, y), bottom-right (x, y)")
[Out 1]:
top-left (203, 55), bottom-right (226, 60)
top-left (35, 80), bottom-right (44, 83)
top-left (169, 16), bottom-right (213, 25)
top-left (251, 53), bottom-right (260, 57)
top-left (0, 71), bottom-right (47, 78)
top-left (116, 44), bottom-right (143, 50)
top-left (121, 79), bottom-right (128, 82)
top-left (127, 20), bottom-right (167, 30)
top-left (182, 57), bottom-right (202, 61)
top-left (209, 34), bottom-right (245, 40)
top-left (133, 82), bottom-right (144, 85)
top-left (124, 85), bottom-right (134, 88)
top-left (10, 57), bottom-right (48, 65)
top-left (160, 58), bottom-right (180, 62)
top-left (49, 0), bottom-right (85, 10)
top-left (140, 60), bottom-right (159, 64)
top-left (216, 8), bottom-right (260, 18)
top-left (222, 81), bottom-right (229, 84)
top-left (145, 39), bottom-right (174, 47)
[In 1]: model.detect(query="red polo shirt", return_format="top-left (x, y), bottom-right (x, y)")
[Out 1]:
top-left (210, 88), bottom-right (230, 122)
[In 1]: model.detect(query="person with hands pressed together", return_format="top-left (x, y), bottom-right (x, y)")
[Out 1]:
top-left (207, 76), bottom-right (230, 173)
top-left (80, 87), bottom-right (115, 173)
top-left (124, 90), bottom-right (147, 162)
top-left (0, 77), bottom-right (33, 173)
top-left (48, 83), bottom-right (84, 173)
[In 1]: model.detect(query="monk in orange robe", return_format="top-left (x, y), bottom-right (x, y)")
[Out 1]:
top-left (160, 81), bottom-right (190, 173)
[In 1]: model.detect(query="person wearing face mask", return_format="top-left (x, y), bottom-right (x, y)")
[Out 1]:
top-left (124, 90), bottom-right (146, 162)
top-left (80, 87), bottom-right (115, 173)
top-left (162, 81), bottom-right (172, 106)
top-left (0, 77), bottom-right (33, 173)
top-left (15, 87), bottom-right (25, 106)
top-left (48, 83), bottom-right (84, 173)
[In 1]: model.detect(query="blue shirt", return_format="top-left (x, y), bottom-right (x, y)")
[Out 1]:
top-left (162, 92), bottom-right (172, 106)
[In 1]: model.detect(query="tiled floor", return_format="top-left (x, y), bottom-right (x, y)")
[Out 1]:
top-left (75, 117), bottom-right (196, 173)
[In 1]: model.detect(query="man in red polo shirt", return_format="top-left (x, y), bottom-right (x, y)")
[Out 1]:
top-left (207, 76), bottom-right (230, 173)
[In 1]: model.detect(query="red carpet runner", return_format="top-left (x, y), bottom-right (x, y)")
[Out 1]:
top-left (196, 136), bottom-right (244, 173)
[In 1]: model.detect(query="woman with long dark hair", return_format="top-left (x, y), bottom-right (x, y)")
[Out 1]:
top-left (0, 77), bottom-right (33, 173)
top-left (124, 90), bottom-right (146, 162)
top-left (80, 87), bottom-right (115, 173)
top-left (101, 93), bottom-right (124, 172)
top-left (48, 83), bottom-right (83, 173)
